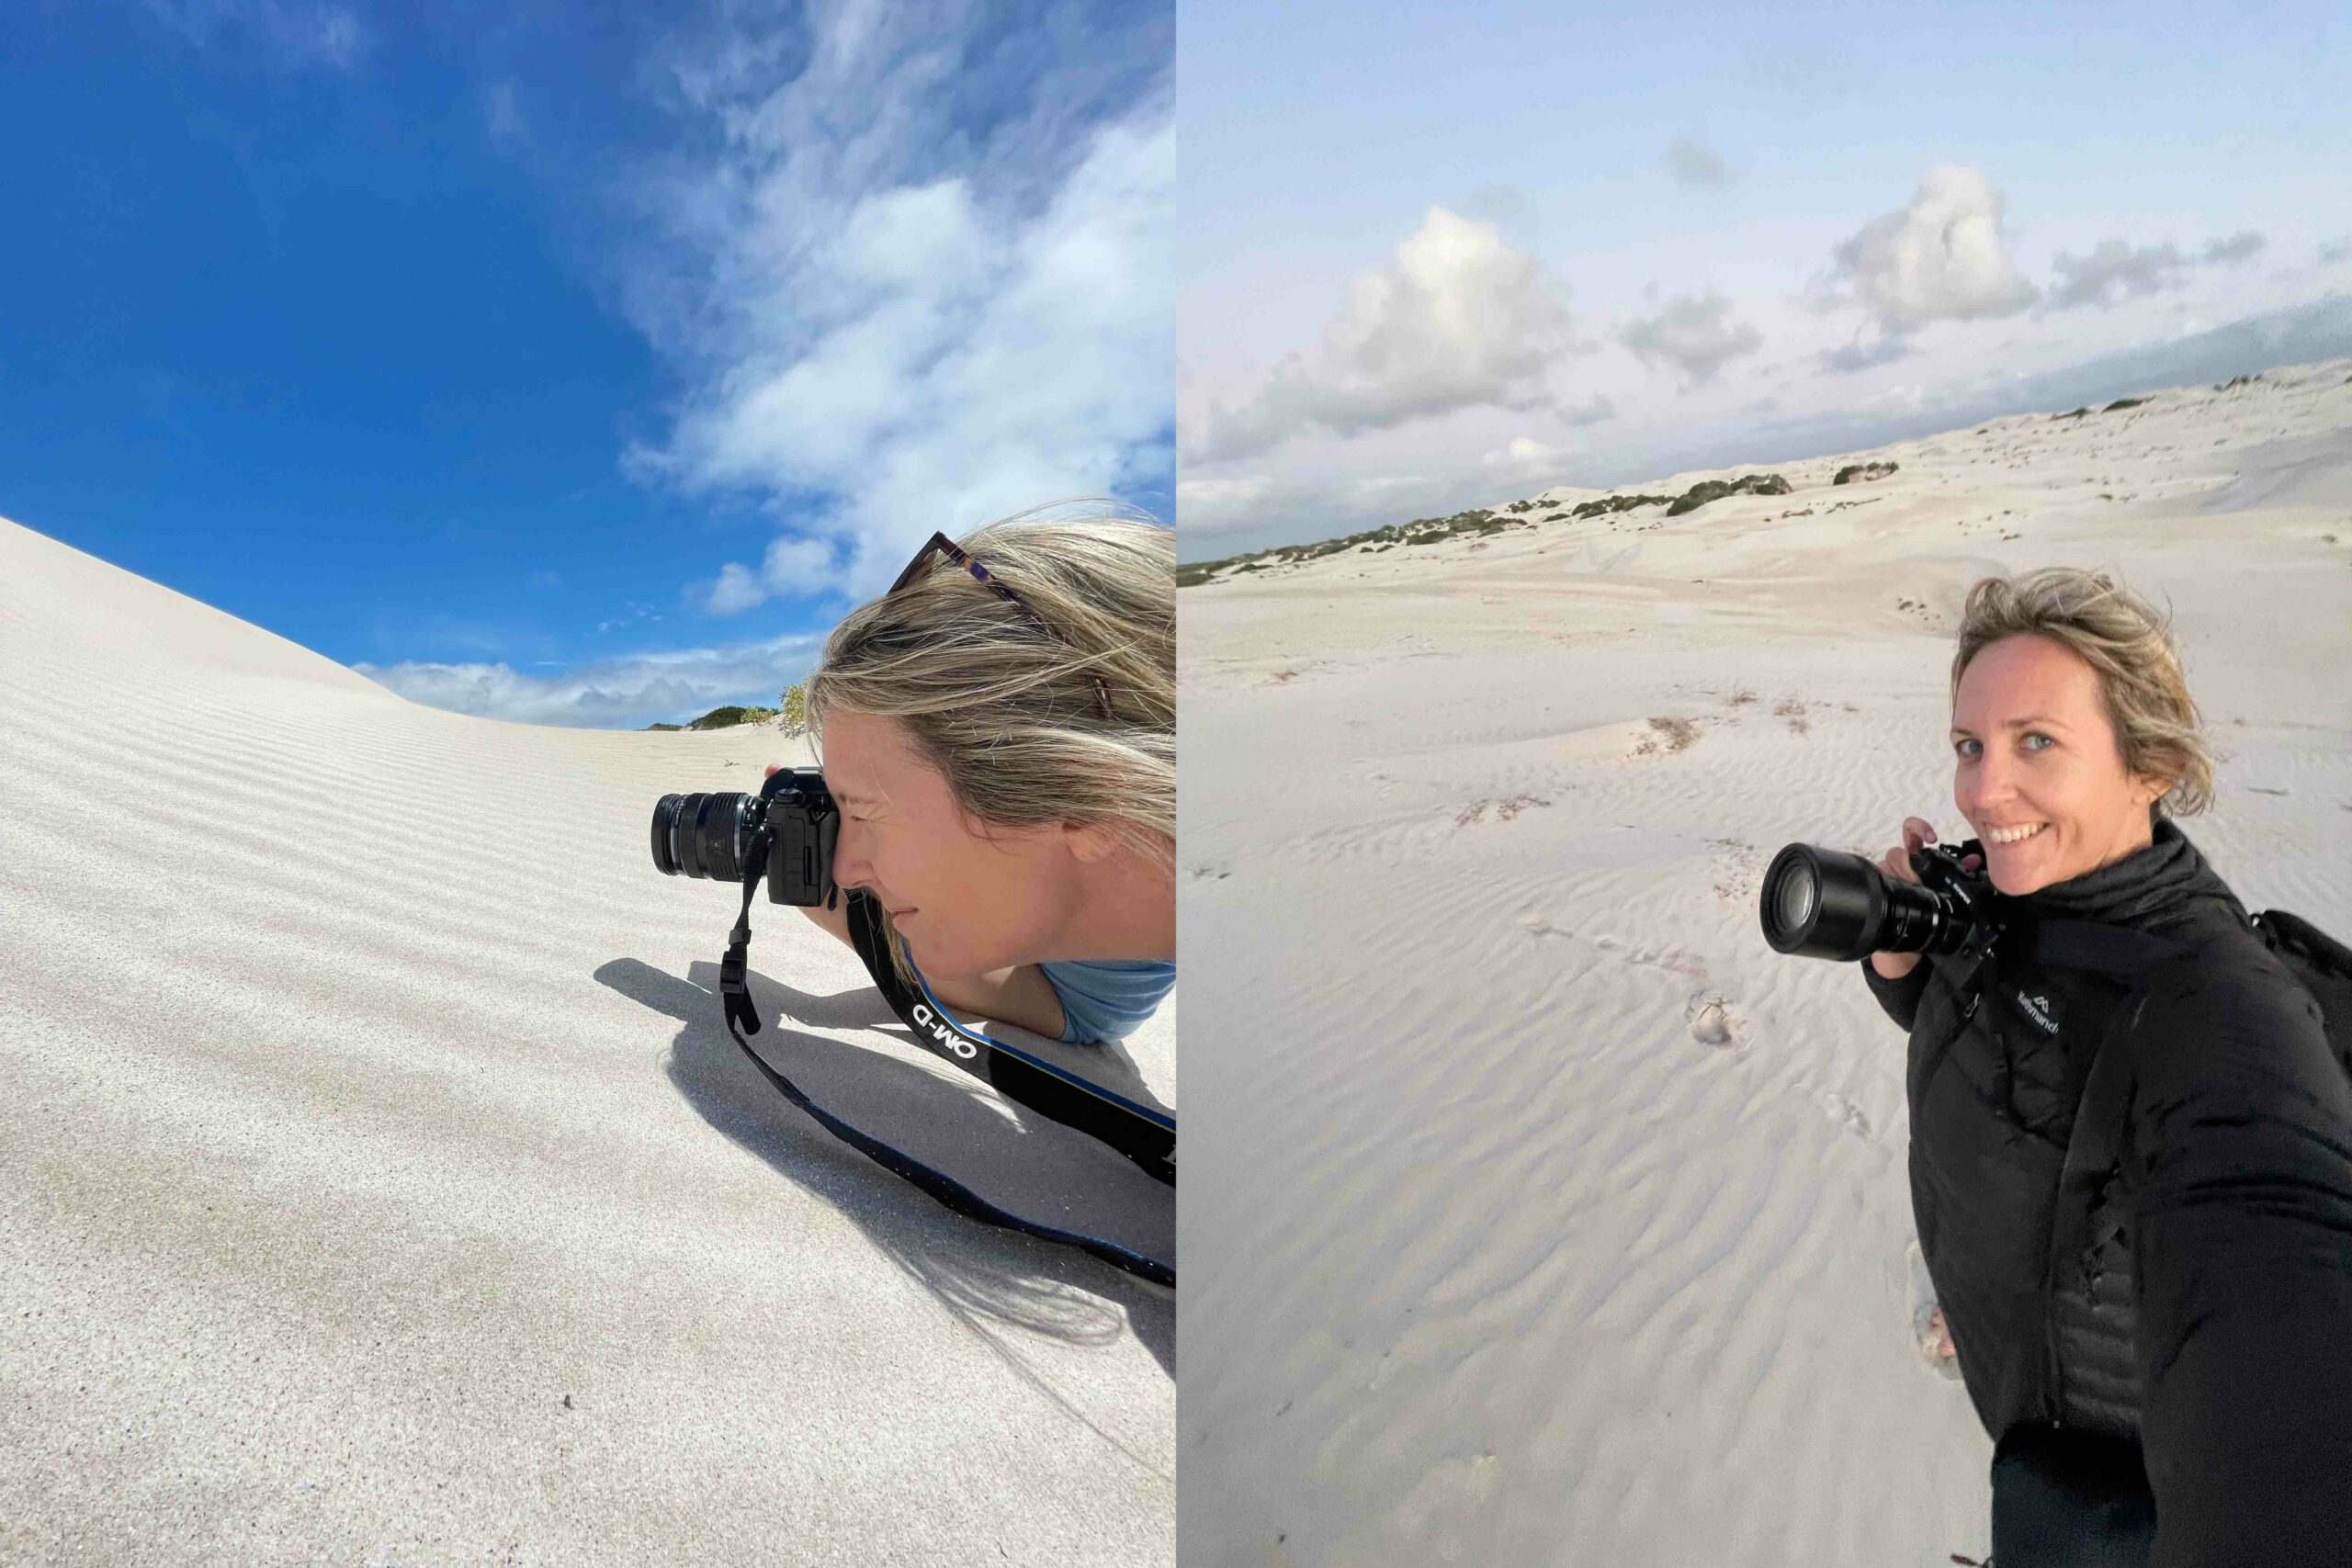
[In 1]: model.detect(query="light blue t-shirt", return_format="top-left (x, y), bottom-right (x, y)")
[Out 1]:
top-left (902, 955), bottom-right (1177, 1044)
top-left (1039, 958), bottom-right (1178, 1043)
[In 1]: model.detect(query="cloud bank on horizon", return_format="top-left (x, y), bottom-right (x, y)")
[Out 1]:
top-left (1178, 5), bottom-right (2351, 559)
top-left (1180, 152), bottom-right (2348, 555)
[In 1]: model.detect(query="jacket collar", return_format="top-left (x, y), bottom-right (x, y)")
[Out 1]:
top-left (2011, 817), bottom-right (2246, 935)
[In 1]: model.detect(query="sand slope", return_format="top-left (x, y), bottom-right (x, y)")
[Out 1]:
top-left (0, 516), bottom-right (1172, 1567)
top-left (1179, 363), bottom-right (2352, 1565)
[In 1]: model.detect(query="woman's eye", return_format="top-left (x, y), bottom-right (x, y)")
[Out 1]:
top-left (1954, 738), bottom-right (1980, 759)
top-left (2020, 732), bottom-right (2052, 752)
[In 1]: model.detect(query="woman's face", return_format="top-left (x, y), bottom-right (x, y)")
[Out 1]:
top-left (1951, 633), bottom-right (2167, 896)
top-left (819, 708), bottom-right (1081, 981)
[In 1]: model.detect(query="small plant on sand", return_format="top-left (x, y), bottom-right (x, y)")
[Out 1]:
top-left (686, 704), bottom-right (777, 731)
top-left (1636, 716), bottom-right (1701, 755)
top-left (1570, 492), bottom-right (1678, 520)
top-left (2103, 397), bottom-right (2147, 412)
top-left (775, 682), bottom-right (808, 738)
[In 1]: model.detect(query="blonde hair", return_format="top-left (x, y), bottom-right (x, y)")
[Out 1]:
top-left (805, 502), bottom-right (1176, 976)
top-left (1951, 567), bottom-right (2212, 816)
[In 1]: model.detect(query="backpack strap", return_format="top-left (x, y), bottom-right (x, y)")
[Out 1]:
top-left (2253, 908), bottom-right (2352, 979)
top-left (2252, 909), bottom-right (2352, 1072)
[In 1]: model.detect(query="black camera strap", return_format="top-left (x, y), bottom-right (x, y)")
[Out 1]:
top-left (714, 831), bottom-right (1173, 1288)
top-left (837, 891), bottom-right (1177, 1183)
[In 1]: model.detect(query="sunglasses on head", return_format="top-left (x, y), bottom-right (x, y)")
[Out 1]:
top-left (889, 532), bottom-right (1114, 722)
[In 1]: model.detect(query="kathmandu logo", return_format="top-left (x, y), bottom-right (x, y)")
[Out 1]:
top-left (2015, 990), bottom-right (2061, 1035)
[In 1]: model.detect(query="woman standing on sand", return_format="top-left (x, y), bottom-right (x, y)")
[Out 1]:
top-left (1862, 568), bottom-right (2352, 1566)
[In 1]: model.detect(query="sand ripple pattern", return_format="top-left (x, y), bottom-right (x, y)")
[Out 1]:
top-left (1180, 365), bottom-right (2352, 1567)
top-left (0, 514), bottom-right (1174, 1568)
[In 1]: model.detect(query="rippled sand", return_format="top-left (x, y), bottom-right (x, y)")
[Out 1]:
top-left (0, 518), bottom-right (1174, 1567)
top-left (1179, 362), bottom-right (2352, 1566)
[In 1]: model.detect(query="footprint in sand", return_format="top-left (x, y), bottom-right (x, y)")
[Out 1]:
top-left (1823, 1091), bottom-right (1872, 1138)
top-left (1634, 716), bottom-right (1701, 757)
top-left (1908, 1242), bottom-right (1964, 1382)
top-left (1457, 794), bottom-right (1552, 827)
top-left (1707, 836), bottom-right (1763, 902)
top-left (1687, 991), bottom-right (1735, 1047)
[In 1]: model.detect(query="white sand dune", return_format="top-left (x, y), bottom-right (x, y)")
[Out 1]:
top-left (1179, 362), bottom-right (2352, 1565)
top-left (0, 517), bottom-right (1172, 1566)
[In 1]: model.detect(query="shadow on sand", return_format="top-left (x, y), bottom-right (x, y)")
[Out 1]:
top-left (595, 955), bottom-right (1174, 1389)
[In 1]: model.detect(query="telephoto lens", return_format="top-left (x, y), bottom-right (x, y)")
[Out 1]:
top-left (1758, 842), bottom-right (1987, 963)
top-left (650, 767), bottom-right (839, 907)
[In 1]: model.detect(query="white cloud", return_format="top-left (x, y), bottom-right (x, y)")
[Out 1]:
top-left (481, 77), bottom-right (532, 156)
top-left (2201, 231), bottom-right (2266, 265)
top-left (1818, 333), bottom-right (1913, 374)
top-left (1186, 207), bottom-right (1576, 462)
top-left (700, 535), bottom-right (841, 615)
top-left (1664, 137), bottom-right (1734, 189)
top-left (595, 602), bottom-right (662, 636)
top-left (352, 632), bottom-right (823, 729)
top-left (1824, 164), bottom-right (2039, 334)
top-left (617, 0), bottom-right (1172, 614)
top-left (1618, 291), bottom-right (1763, 385)
top-left (2047, 240), bottom-right (2191, 310)
top-left (1482, 436), bottom-right (1564, 485)
top-left (1175, 475), bottom-right (1271, 514)
top-left (2046, 230), bottom-right (2270, 310)
top-left (144, 0), bottom-right (367, 69)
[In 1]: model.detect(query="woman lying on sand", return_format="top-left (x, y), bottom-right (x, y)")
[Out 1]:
top-left (774, 503), bottom-right (1177, 1046)
top-left (1862, 568), bottom-right (2352, 1567)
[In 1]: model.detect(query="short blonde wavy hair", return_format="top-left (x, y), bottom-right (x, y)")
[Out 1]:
top-left (1951, 567), bottom-right (2213, 817)
top-left (806, 500), bottom-right (1176, 873)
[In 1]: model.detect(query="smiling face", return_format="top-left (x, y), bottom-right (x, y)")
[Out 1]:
top-left (818, 707), bottom-right (1085, 981)
top-left (1951, 633), bottom-right (2170, 896)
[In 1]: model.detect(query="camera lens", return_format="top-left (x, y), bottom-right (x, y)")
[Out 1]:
top-left (649, 791), bottom-right (759, 883)
top-left (1770, 859), bottom-right (1819, 934)
top-left (1760, 844), bottom-right (1892, 961)
top-left (1759, 842), bottom-right (1982, 962)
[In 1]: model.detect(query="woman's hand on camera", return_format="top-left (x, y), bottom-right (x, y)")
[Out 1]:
top-left (1868, 818), bottom-right (1937, 981)
top-left (1867, 818), bottom-right (1985, 980)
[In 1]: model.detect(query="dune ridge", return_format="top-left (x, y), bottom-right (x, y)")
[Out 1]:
top-left (1, 515), bottom-right (1172, 1567)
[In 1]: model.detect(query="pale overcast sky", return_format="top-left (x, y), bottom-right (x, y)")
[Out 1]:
top-left (1178, 0), bottom-right (2352, 557)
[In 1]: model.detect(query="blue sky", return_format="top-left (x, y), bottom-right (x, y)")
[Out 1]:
top-left (1178, 0), bottom-right (2352, 556)
top-left (4, 0), bottom-right (1172, 728)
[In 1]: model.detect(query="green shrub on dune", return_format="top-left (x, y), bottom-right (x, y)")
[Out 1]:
top-left (1667, 473), bottom-right (1790, 516)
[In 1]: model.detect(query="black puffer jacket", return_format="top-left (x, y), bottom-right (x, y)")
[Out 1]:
top-left (1864, 819), bottom-right (2352, 1566)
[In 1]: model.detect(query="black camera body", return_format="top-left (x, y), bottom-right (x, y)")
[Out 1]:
top-left (1758, 839), bottom-right (2001, 963)
top-left (650, 766), bottom-right (839, 908)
